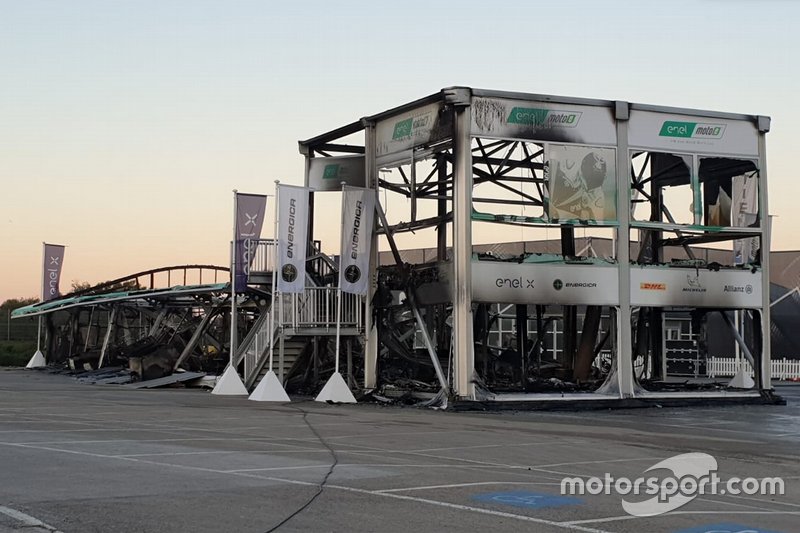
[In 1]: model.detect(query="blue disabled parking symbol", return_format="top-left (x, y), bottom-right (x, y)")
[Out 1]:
top-left (472, 491), bottom-right (583, 509)
top-left (675, 523), bottom-right (785, 533)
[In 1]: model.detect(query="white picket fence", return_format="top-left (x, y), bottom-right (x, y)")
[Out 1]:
top-left (707, 357), bottom-right (800, 380)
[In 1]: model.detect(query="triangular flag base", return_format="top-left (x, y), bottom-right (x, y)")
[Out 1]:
top-left (211, 366), bottom-right (248, 395)
top-left (315, 372), bottom-right (357, 403)
top-left (26, 350), bottom-right (46, 369)
top-left (249, 370), bottom-right (290, 402)
top-left (728, 366), bottom-right (755, 389)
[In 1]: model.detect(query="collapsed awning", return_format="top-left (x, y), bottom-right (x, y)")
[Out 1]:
top-left (11, 283), bottom-right (229, 319)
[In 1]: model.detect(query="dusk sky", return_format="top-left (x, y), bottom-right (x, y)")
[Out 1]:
top-left (2, 0), bottom-right (798, 302)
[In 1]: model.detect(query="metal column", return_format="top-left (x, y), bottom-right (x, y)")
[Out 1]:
top-left (452, 100), bottom-right (474, 399)
top-left (757, 116), bottom-right (772, 390)
top-left (363, 121), bottom-right (379, 389)
top-left (614, 102), bottom-right (635, 397)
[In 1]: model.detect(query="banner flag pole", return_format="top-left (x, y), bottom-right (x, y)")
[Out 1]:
top-left (269, 180), bottom-right (279, 374)
top-left (316, 182), bottom-right (358, 403)
top-left (250, 180), bottom-right (290, 402)
top-left (230, 189), bottom-right (238, 365)
top-left (212, 190), bottom-right (248, 395)
top-left (335, 286), bottom-right (342, 374)
top-left (27, 242), bottom-right (47, 368)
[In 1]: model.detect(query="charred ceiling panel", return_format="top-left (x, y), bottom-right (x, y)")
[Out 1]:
top-left (375, 103), bottom-right (454, 167)
top-left (471, 97), bottom-right (616, 146)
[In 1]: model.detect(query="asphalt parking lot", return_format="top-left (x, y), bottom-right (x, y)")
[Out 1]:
top-left (1, 369), bottom-right (798, 533)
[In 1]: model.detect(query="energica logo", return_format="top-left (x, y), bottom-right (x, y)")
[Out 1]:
top-left (281, 264), bottom-right (298, 283)
top-left (507, 107), bottom-right (582, 128)
top-left (659, 121), bottom-right (726, 139)
top-left (344, 265), bottom-right (361, 284)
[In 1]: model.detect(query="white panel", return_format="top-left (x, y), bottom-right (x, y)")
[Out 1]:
top-left (375, 102), bottom-right (449, 166)
top-left (631, 267), bottom-right (762, 308)
top-left (471, 97), bottom-right (617, 146)
top-left (339, 186), bottom-right (375, 295)
top-left (307, 155), bottom-right (366, 191)
top-left (629, 109), bottom-right (759, 156)
top-left (471, 261), bottom-right (619, 305)
top-left (276, 185), bottom-right (309, 293)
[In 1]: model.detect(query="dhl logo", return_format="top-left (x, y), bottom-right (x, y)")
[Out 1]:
top-left (640, 283), bottom-right (667, 291)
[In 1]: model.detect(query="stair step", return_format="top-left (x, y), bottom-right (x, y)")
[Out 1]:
top-left (248, 336), bottom-right (311, 389)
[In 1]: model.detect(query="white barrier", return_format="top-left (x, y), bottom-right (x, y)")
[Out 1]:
top-left (707, 357), bottom-right (800, 380)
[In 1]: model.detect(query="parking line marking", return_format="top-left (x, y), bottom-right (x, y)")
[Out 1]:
top-left (0, 505), bottom-right (64, 533)
top-left (565, 510), bottom-right (800, 526)
top-left (0, 440), bottom-right (611, 533)
top-left (376, 481), bottom-right (561, 493)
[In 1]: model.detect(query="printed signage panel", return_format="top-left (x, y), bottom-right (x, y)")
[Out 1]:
top-left (277, 185), bottom-right (310, 294)
top-left (546, 144), bottom-right (617, 223)
top-left (628, 109), bottom-right (759, 156)
top-left (42, 243), bottom-right (66, 301)
top-left (631, 267), bottom-right (762, 308)
top-left (234, 193), bottom-right (267, 290)
top-left (376, 102), bottom-right (452, 166)
top-left (472, 261), bottom-right (619, 305)
top-left (307, 155), bottom-right (366, 191)
top-left (339, 186), bottom-right (375, 295)
top-left (471, 97), bottom-right (616, 146)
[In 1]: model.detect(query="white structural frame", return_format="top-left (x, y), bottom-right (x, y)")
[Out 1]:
top-left (299, 87), bottom-right (772, 402)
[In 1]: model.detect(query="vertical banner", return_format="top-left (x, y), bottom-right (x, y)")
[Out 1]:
top-left (339, 186), bottom-right (375, 295)
top-left (234, 193), bottom-right (267, 289)
top-left (277, 185), bottom-right (310, 293)
top-left (42, 243), bottom-right (65, 301)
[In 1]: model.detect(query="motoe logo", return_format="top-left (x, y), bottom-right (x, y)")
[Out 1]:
top-left (507, 107), bottom-right (582, 128)
top-left (322, 164), bottom-right (340, 180)
top-left (392, 118), bottom-right (413, 140)
top-left (391, 113), bottom-right (433, 140)
top-left (659, 121), bottom-right (726, 139)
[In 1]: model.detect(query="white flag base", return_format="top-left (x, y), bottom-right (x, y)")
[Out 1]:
top-left (26, 350), bottom-right (46, 369)
top-left (727, 366), bottom-right (755, 389)
top-left (249, 370), bottom-right (290, 402)
top-left (211, 366), bottom-right (248, 395)
top-left (315, 372), bottom-right (357, 404)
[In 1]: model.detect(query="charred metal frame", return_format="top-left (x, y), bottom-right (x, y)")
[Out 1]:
top-left (12, 266), bottom-right (236, 379)
top-left (299, 87), bottom-right (773, 404)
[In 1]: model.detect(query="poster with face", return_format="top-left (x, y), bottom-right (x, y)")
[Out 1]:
top-left (546, 144), bottom-right (617, 223)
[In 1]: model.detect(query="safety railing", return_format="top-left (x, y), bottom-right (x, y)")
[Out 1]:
top-left (279, 287), bottom-right (363, 330)
top-left (244, 239), bottom-right (335, 282)
top-left (246, 239), bottom-right (277, 275)
top-left (233, 310), bottom-right (272, 380)
top-left (307, 241), bottom-right (338, 283)
top-left (238, 288), bottom-right (363, 386)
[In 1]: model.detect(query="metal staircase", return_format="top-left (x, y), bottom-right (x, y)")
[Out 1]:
top-left (245, 336), bottom-right (309, 389)
top-left (233, 309), bottom-right (272, 382)
top-left (238, 238), bottom-right (363, 392)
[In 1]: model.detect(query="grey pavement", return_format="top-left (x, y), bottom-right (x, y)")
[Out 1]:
top-left (1, 368), bottom-right (799, 533)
